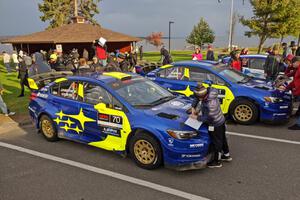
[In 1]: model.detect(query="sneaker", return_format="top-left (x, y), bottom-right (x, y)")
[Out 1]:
top-left (288, 124), bottom-right (300, 130)
top-left (221, 154), bottom-right (233, 162)
top-left (207, 160), bottom-right (222, 168)
top-left (8, 112), bottom-right (15, 116)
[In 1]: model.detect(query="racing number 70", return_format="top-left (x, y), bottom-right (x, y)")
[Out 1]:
top-left (112, 116), bottom-right (122, 124)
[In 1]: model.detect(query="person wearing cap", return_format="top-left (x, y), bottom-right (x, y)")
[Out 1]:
top-left (206, 45), bottom-right (214, 61)
top-left (264, 44), bottom-right (282, 82)
top-left (117, 53), bottom-right (130, 72)
top-left (94, 38), bottom-right (108, 66)
top-left (0, 80), bottom-right (15, 117)
top-left (287, 41), bottom-right (297, 56)
top-left (190, 83), bottom-right (232, 168)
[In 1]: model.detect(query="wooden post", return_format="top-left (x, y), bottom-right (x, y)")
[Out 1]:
top-left (74, 0), bottom-right (78, 17)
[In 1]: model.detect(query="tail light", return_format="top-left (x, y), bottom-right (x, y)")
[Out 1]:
top-left (30, 92), bottom-right (38, 101)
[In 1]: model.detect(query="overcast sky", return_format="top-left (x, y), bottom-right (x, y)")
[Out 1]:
top-left (0, 0), bottom-right (253, 37)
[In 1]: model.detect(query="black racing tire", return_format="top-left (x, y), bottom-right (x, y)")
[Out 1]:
top-left (40, 115), bottom-right (59, 142)
top-left (230, 99), bottom-right (258, 125)
top-left (129, 132), bottom-right (163, 170)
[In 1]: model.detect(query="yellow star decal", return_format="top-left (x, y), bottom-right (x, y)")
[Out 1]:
top-left (64, 108), bottom-right (95, 130)
top-left (73, 126), bottom-right (83, 134)
top-left (66, 118), bottom-right (74, 126)
top-left (54, 117), bottom-right (61, 125)
top-left (61, 125), bottom-right (70, 132)
top-left (56, 110), bottom-right (64, 119)
top-left (169, 85), bottom-right (194, 97)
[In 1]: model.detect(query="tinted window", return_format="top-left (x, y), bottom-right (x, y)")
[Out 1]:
top-left (249, 58), bottom-right (265, 70)
top-left (83, 82), bottom-right (123, 110)
top-left (51, 81), bottom-right (81, 101)
top-left (158, 67), bottom-right (187, 80)
top-left (189, 68), bottom-right (225, 85)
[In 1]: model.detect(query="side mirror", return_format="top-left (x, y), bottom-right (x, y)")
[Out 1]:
top-left (203, 79), bottom-right (213, 86)
top-left (94, 102), bottom-right (106, 111)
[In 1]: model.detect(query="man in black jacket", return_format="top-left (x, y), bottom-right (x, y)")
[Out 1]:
top-left (206, 45), bottom-right (215, 61)
top-left (264, 45), bottom-right (282, 82)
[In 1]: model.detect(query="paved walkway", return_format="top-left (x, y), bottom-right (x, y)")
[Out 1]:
top-left (0, 115), bottom-right (19, 134)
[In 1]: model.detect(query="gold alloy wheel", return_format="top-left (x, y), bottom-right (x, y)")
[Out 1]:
top-left (234, 104), bottom-right (253, 122)
top-left (134, 139), bottom-right (156, 165)
top-left (41, 119), bottom-right (54, 138)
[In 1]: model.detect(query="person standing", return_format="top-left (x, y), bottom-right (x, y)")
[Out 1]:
top-left (264, 44), bottom-right (281, 81)
top-left (94, 38), bottom-right (108, 66)
top-left (117, 53), bottom-right (130, 72)
top-left (83, 48), bottom-right (89, 61)
top-left (139, 45), bottom-right (143, 61)
top-left (190, 83), bottom-right (232, 168)
top-left (206, 45), bottom-right (215, 61)
top-left (11, 51), bottom-right (19, 71)
top-left (160, 46), bottom-right (172, 65)
top-left (18, 61), bottom-right (29, 97)
top-left (240, 48), bottom-right (249, 55)
top-left (282, 43), bottom-right (288, 58)
top-left (3, 51), bottom-right (11, 74)
top-left (230, 50), bottom-right (242, 71)
top-left (192, 47), bottom-right (203, 61)
top-left (0, 81), bottom-right (15, 116)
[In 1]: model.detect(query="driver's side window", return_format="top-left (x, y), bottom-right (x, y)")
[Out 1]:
top-left (158, 67), bottom-right (187, 80)
top-left (83, 82), bottom-right (124, 111)
top-left (189, 68), bottom-right (225, 85)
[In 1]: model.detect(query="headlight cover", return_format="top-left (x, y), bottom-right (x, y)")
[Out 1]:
top-left (167, 130), bottom-right (198, 140)
top-left (264, 96), bottom-right (283, 103)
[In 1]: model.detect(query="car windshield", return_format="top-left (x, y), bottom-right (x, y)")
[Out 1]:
top-left (213, 66), bottom-right (250, 83)
top-left (110, 78), bottom-right (175, 108)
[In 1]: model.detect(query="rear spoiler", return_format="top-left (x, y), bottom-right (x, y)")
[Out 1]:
top-left (27, 71), bottom-right (73, 90)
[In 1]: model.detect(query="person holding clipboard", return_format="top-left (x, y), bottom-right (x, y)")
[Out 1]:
top-left (189, 83), bottom-right (232, 168)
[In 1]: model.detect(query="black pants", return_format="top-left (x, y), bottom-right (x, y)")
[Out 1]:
top-left (19, 77), bottom-right (29, 96)
top-left (209, 123), bottom-right (229, 161)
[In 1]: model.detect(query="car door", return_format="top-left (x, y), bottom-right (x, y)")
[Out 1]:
top-left (49, 80), bottom-right (83, 140)
top-left (155, 65), bottom-right (194, 96)
top-left (80, 82), bottom-right (131, 152)
top-left (188, 67), bottom-right (234, 114)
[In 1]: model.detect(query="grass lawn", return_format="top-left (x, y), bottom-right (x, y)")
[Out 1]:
top-left (0, 59), bottom-right (30, 115)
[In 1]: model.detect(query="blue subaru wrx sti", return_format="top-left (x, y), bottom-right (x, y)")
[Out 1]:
top-left (28, 72), bottom-right (210, 170)
top-left (146, 61), bottom-right (292, 125)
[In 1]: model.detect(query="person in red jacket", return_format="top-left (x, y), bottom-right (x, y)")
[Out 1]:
top-left (230, 51), bottom-right (242, 71)
top-left (282, 56), bottom-right (300, 130)
top-left (284, 54), bottom-right (295, 77)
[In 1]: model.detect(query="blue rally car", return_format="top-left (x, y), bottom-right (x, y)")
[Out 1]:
top-left (146, 61), bottom-right (292, 125)
top-left (28, 72), bottom-right (210, 170)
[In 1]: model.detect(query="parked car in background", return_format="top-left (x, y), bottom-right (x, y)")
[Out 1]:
top-left (222, 54), bottom-right (267, 79)
top-left (146, 61), bottom-right (292, 125)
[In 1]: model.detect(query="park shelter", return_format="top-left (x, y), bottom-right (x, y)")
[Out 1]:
top-left (2, 17), bottom-right (141, 59)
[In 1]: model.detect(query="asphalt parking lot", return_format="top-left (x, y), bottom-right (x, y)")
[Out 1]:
top-left (0, 117), bottom-right (300, 200)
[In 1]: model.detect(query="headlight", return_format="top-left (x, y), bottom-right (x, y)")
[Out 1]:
top-left (264, 97), bottom-right (283, 103)
top-left (167, 130), bottom-right (198, 140)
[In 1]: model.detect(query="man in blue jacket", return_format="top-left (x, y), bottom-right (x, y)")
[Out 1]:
top-left (190, 83), bottom-right (232, 168)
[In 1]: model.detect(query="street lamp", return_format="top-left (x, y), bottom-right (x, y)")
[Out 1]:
top-left (169, 21), bottom-right (174, 54)
top-left (218, 0), bottom-right (234, 51)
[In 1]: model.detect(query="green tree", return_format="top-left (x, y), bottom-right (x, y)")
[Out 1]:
top-left (186, 18), bottom-right (215, 47)
top-left (272, 0), bottom-right (300, 43)
top-left (240, 0), bottom-right (300, 53)
top-left (38, 0), bottom-right (100, 29)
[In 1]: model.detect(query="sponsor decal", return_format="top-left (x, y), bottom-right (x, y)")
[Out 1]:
top-left (273, 113), bottom-right (287, 116)
top-left (100, 126), bottom-right (121, 137)
top-left (280, 106), bottom-right (288, 109)
top-left (97, 113), bottom-right (123, 129)
top-left (181, 154), bottom-right (201, 158)
top-left (170, 101), bottom-right (184, 107)
top-left (37, 92), bottom-right (48, 99)
top-left (189, 143), bottom-right (204, 148)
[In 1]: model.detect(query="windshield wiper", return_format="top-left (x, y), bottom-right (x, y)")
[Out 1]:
top-left (150, 96), bottom-right (175, 106)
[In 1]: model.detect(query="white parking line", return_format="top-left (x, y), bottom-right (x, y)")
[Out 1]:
top-left (0, 141), bottom-right (210, 200)
top-left (227, 131), bottom-right (300, 145)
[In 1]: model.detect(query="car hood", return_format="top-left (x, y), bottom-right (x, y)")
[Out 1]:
top-left (143, 96), bottom-right (192, 124)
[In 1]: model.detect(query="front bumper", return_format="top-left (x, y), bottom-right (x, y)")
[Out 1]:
top-left (165, 154), bottom-right (212, 171)
top-left (260, 102), bottom-right (291, 122)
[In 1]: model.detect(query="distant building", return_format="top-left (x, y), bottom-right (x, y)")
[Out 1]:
top-left (2, 16), bottom-right (141, 58)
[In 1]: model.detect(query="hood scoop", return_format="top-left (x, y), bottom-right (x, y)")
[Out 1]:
top-left (157, 112), bottom-right (179, 120)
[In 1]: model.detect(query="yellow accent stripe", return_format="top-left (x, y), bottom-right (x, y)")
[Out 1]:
top-left (160, 64), bottom-right (173, 69)
top-left (78, 83), bottom-right (84, 98)
top-left (54, 78), bottom-right (67, 83)
top-left (169, 85), bottom-right (194, 97)
top-left (103, 72), bottom-right (131, 80)
top-left (27, 78), bottom-right (39, 90)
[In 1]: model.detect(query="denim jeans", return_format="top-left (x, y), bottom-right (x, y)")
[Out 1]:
top-left (4, 63), bottom-right (11, 73)
top-left (0, 95), bottom-right (8, 114)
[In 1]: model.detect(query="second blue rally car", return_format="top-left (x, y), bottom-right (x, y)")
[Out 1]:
top-left (146, 61), bottom-right (292, 125)
top-left (28, 72), bottom-right (210, 170)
